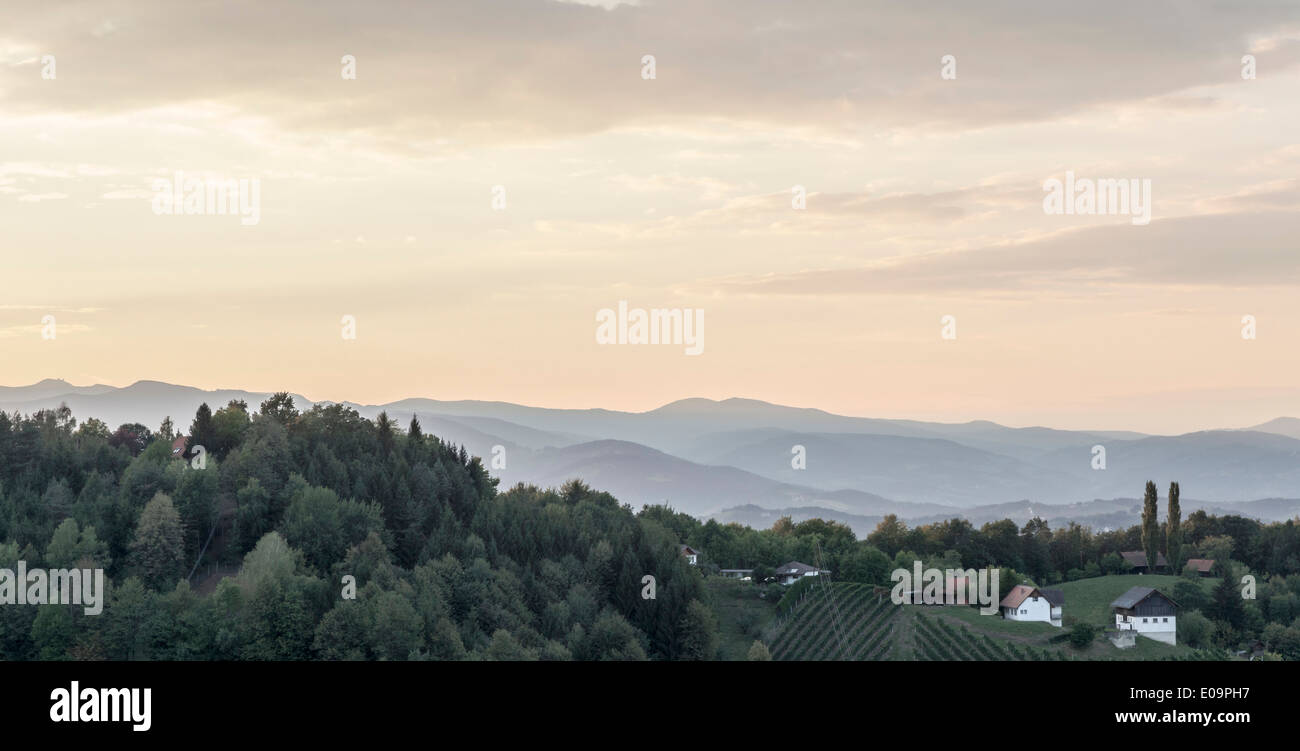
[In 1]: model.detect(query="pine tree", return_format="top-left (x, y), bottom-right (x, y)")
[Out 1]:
top-left (406, 416), bottom-right (425, 465)
top-left (1206, 573), bottom-right (1245, 629)
top-left (375, 411), bottom-right (395, 455)
top-left (157, 416), bottom-right (175, 442)
top-left (1141, 481), bottom-right (1161, 573)
top-left (1165, 481), bottom-right (1182, 573)
top-left (188, 403), bottom-right (215, 457)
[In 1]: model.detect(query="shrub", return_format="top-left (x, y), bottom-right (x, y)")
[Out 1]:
top-left (1068, 622), bottom-right (1097, 649)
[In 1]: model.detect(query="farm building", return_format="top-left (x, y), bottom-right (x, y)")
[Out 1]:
top-left (1120, 551), bottom-right (1168, 574)
top-left (1110, 586), bottom-right (1178, 645)
top-left (718, 569), bottom-right (753, 580)
top-left (771, 561), bottom-right (830, 585)
top-left (998, 585), bottom-right (1064, 627)
top-left (1184, 558), bottom-right (1215, 576)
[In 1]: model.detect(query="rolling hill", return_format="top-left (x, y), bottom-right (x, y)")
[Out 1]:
top-left (5, 379), bottom-right (1300, 522)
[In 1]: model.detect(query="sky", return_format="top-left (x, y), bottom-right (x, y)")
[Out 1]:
top-left (2, 0), bottom-right (1300, 434)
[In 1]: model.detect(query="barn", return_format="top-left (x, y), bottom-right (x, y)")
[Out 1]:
top-left (1110, 586), bottom-right (1178, 645)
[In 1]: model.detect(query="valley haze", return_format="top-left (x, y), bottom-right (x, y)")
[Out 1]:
top-left (5, 378), bottom-right (1298, 536)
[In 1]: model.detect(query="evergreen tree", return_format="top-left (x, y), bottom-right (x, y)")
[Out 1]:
top-left (188, 403), bottom-right (215, 458)
top-left (406, 416), bottom-right (424, 464)
top-left (1206, 573), bottom-right (1245, 629)
top-left (157, 416), bottom-right (175, 443)
top-left (373, 411), bottom-right (396, 456)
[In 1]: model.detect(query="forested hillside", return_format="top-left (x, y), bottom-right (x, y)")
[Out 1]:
top-left (4, 397), bottom-right (1300, 660)
top-left (0, 398), bottom-right (712, 660)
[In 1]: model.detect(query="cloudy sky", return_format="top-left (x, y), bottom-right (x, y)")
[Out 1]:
top-left (3, 0), bottom-right (1300, 433)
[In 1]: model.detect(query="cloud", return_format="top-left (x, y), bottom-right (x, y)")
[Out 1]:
top-left (1197, 179), bottom-right (1300, 212)
top-left (0, 323), bottom-right (91, 338)
top-left (2, 1), bottom-right (1297, 149)
top-left (712, 210), bottom-right (1300, 296)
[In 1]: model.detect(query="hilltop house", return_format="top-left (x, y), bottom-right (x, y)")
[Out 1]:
top-left (999, 585), bottom-right (1064, 627)
top-left (170, 435), bottom-right (188, 459)
top-left (1111, 586), bottom-right (1177, 645)
top-left (1184, 558), bottom-right (1215, 577)
top-left (679, 545), bottom-right (700, 566)
top-left (1120, 551), bottom-right (1168, 574)
top-left (771, 561), bottom-right (830, 585)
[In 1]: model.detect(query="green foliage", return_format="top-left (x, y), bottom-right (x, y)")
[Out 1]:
top-left (45, 518), bottom-right (110, 569)
top-left (187, 403), bottom-right (215, 458)
top-left (1206, 573), bottom-right (1246, 629)
top-left (777, 575), bottom-right (819, 614)
top-left (1141, 480), bottom-right (1162, 573)
top-left (4, 401), bottom-right (1300, 662)
top-left (676, 599), bottom-right (720, 660)
top-left (1068, 622), bottom-right (1097, 649)
top-left (1178, 610), bottom-right (1213, 648)
top-left (130, 492), bottom-right (185, 590)
top-left (1172, 579), bottom-right (1209, 612)
top-left (1165, 481), bottom-right (1183, 572)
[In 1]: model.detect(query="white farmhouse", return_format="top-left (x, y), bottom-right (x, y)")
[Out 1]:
top-left (1110, 586), bottom-right (1177, 645)
top-left (998, 585), bottom-right (1064, 627)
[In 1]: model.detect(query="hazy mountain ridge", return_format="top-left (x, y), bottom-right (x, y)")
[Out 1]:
top-left (1246, 416), bottom-right (1300, 440)
top-left (4, 380), bottom-right (1299, 522)
top-left (712, 497), bottom-right (1300, 538)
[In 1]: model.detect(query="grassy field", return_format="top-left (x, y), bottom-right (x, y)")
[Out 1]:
top-left (705, 577), bottom-right (781, 660)
top-left (911, 607), bottom-right (1069, 660)
top-left (927, 602), bottom-right (1060, 637)
top-left (925, 574), bottom-right (1221, 659)
top-left (916, 600), bottom-right (1194, 660)
top-left (1055, 574), bottom-right (1218, 626)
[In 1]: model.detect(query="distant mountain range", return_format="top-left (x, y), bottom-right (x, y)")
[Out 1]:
top-left (4, 378), bottom-right (1299, 529)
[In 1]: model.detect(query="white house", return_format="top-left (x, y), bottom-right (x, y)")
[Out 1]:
top-left (679, 545), bottom-right (700, 566)
top-left (998, 585), bottom-right (1064, 627)
top-left (1111, 586), bottom-right (1178, 645)
top-left (771, 561), bottom-right (830, 585)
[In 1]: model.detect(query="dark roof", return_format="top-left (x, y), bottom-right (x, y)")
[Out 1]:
top-left (680, 545), bottom-right (699, 555)
top-left (1110, 586), bottom-right (1177, 610)
top-left (773, 561), bottom-right (824, 576)
top-left (1185, 558), bottom-right (1215, 572)
top-left (1120, 551), bottom-right (1168, 568)
top-left (1040, 588), bottom-right (1065, 606)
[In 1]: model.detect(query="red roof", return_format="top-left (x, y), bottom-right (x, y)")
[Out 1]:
top-left (1185, 558), bottom-right (1215, 572)
top-left (999, 584), bottom-right (1040, 609)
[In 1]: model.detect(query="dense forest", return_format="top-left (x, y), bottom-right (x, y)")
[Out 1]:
top-left (0, 398), bottom-right (711, 660)
top-left (2, 398), bottom-right (1299, 659)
